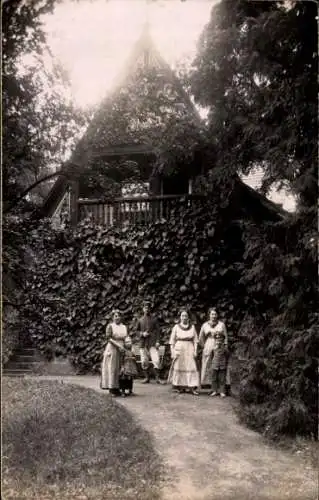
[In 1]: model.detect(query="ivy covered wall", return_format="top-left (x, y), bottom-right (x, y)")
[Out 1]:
top-left (26, 195), bottom-right (246, 372)
top-left (20, 190), bottom-right (318, 438)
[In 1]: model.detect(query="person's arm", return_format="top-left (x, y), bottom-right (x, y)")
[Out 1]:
top-left (222, 323), bottom-right (228, 348)
top-left (169, 326), bottom-right (177, 358)
top-left (198, 323), bottom-right (206, 347)
top-left (154, 317), bottom-right (161, 346)
top-left (193, 326), bottom-right (199, 357)
top-left (105, 323), bottom-right (112, 340)
top-left (124, 325), bottom-right (131, 344)
top-left (134, 318), bottom-right (142, 342)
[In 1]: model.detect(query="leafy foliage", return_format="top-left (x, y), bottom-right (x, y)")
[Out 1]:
top-left (2, 0), bottom-right (88, 362)
top-left (74, 62), bottom-right (207, 197)
top-left (2, 306), bottom-right (20, 365)
top-left (4, 0), bottom-right (317, 442)
top-left (81, 65), bottom-right (201, 153)
top-left (3, 0), bottom-right (87, 206)
top-left (236, 213), bottom-right (318, 438)
top-left (189, 0), bottom-right (318, 437)
top-left (189, 0), bottom-right (317, 207)
top-left (2, 211), bottom-right (36, 356)
top-left (24, 191), bottom-right (246, 372)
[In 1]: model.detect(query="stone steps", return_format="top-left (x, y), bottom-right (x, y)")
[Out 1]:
top-left (2, 369), bottom-right (33, 377)
top-left (3, 345), bottom-right (43, 376)
top-left (3, 344), bottom-right (78, 376)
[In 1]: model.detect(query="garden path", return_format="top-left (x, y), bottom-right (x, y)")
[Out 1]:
top-left (34, 376), bottom-right (317, 500)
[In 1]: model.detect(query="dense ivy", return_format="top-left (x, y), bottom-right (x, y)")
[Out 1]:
top-left (24, 193), bottom-right (246, 372)
top-left (22, 197), bottom-right (318, 437)
top-left (4, 0), bottom-right (317, 441)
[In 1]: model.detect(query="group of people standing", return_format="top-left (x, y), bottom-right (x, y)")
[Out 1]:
top-left (101, 301), bottom-right (230, 398)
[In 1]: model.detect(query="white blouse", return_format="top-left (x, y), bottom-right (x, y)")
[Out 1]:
top-left (199, 320), bottom-right (228, 353)
top-left (169, 323), bottom-right (198, 344)
top-left (106, 322), bottom-right (128, 341)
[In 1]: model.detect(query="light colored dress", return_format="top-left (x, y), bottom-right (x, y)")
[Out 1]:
top-left (168, 323), bottom-right (199, 388)
top-left (199, 321), bottom-right (228, 386)
top-left (101, 322), bottom-right (129, 389)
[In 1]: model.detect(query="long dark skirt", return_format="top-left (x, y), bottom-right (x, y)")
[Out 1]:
top-left (119, 375), bottom-right (133, 394)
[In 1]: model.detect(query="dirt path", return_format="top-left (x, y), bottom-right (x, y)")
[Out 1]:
top-left (35, 376), bottom-right (317, 500)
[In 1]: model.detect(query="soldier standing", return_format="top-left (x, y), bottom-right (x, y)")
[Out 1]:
top-left (136, 301), bottom-right (163, 384)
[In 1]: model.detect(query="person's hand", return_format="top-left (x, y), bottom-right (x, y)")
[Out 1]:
top-left (155, 342), bottom-right (160, 349)
top-left (142, 331), bottom-right (149, 338)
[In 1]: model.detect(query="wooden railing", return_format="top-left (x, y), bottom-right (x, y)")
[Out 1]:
top-left (78, 194), bottom-right (204, 226)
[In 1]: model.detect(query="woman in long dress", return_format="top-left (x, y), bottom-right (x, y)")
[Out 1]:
top-left (199, 308), bottom-right (229, 389)
top-left (101, 309), bottom-right (130, 396)
top-left (168, 310), bottom-right (200, 395)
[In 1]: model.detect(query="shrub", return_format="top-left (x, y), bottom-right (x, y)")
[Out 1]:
top-left (236, 212), bottom-right (318, 438)
top-left (2, 306), bottom-right (20, 365)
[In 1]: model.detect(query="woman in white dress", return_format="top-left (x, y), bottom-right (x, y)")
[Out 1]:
top-left (168, 310), bottom-right (200, 395)
top-left (101, 309), bottom-right (130, 396)
top-left (199, 308), bottom-right (229, 389)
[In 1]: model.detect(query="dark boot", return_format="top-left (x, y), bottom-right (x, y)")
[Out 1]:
top-left (155, 368), bottom-right (166, 384)
top-left (109, 388), bottom-right (120, 397)
top-left (141, 369), bottom-right (150, 383)
top-left (154, 368), bottom-right (160, 384)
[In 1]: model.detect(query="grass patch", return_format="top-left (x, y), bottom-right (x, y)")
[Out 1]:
top-left (232, 399), bottom-right (318, 470)
top-left (271, 435), bottom-right (318, 470)
top-left (2, 378), bottom-right (163, 499)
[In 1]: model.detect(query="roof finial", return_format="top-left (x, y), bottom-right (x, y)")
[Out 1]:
top-left (142, 0), bottom-right (151, 38)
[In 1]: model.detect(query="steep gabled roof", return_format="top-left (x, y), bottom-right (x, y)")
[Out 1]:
top-left (41, 25), bottom-right (203, 216)
top-left (72, 27), bottom-right (202, 162)
top-left (40, 25), bottom-right (287, 221)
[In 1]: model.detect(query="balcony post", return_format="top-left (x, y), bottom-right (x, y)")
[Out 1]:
top-left (160, 179), bottom-right (164, 219)
top-left (70, 180), bottom-right (79, 226)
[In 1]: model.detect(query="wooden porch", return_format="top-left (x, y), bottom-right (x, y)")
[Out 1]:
top-left (77, 194), bottom-right (204, 226)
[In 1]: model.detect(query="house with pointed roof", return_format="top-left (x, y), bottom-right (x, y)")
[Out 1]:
top-left (41, 24), bottom-right (287, 228)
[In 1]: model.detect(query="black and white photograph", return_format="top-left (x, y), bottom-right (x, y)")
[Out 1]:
top-left (2, 0), bottom-right (318, 499)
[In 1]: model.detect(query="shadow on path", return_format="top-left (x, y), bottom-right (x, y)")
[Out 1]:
top-left (31, 375), bottom-right (317, 500)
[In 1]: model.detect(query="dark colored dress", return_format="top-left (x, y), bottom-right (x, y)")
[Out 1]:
top-left (119, 351), bottom-right (138, 394)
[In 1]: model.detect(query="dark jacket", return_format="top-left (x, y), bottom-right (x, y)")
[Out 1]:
top-left (136, 314), bottom-right (160, 348)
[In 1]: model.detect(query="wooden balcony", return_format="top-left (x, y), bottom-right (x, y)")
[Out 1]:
top-left (77, 194), bottom-right (204, 226)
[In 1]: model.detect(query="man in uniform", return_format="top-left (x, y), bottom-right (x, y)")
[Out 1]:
top-left (136, 301), bottom-right (163, 384)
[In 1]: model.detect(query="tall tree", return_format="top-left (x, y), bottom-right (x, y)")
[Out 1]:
top-left (2, 0), bottom-right (87, 358)
top-left (189, 0), bottom-right (317, 209)
top-left (189, 0), bottom-right (318, 437)
top-left (2, 0), bottom-right (87, 208)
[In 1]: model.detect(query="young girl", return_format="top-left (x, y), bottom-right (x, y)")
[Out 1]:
top-left (119, 338), bottom-right (138, 397)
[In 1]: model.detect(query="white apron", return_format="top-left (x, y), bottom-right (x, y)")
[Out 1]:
top-left (101, 322), bottom-right (128, 389)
